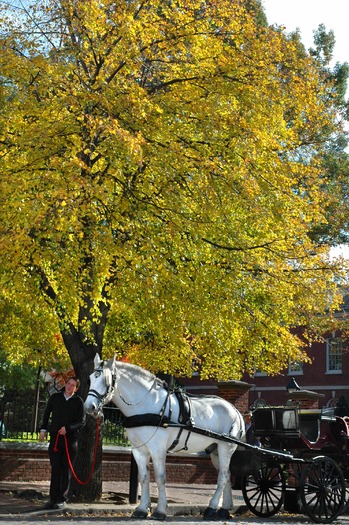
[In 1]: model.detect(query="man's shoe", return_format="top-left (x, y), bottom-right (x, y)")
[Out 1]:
top-left (53, 501), bottom-right (66, 510)
top-left (43, 501), bottom-right (55, 509)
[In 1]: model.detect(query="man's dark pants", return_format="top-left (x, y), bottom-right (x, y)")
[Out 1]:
top-left (48, 434), bottom-right (78, 503)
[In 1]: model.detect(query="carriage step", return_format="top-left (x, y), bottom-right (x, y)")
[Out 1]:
top-left (283, 488), bottom-right (301, 513)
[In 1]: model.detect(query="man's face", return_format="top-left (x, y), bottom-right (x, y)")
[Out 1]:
top-left (65, 379), bottom-right (78, 396)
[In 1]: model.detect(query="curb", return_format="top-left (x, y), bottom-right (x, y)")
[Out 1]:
top-left (1, 503), bottom-right (207, 519)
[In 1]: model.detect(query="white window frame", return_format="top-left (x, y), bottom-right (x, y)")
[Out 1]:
top-left (326, 336), bottom-right (342, 374)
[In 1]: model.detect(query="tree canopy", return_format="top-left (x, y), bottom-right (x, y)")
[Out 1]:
top-left (0, 0), bottom-right (348, 385)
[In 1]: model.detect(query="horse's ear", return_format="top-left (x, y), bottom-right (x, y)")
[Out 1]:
top-left (94, 353), bottom-right (101, 367)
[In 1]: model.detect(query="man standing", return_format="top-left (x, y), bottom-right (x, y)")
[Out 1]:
top-left (39, 376), bottom-right (85, 509)
top-left (243, 410), bottom-right (261, 446)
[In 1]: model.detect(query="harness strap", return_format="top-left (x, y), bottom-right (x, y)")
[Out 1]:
top-left (167, 426), bottom-right (192, 452)
top-left (174, 389), bottom-right (193, 426)
top-left (167, 427), bottom-right (184, 451)
top-left (124, 413), bottom-right (170, 428)
top-left (87, 389), bottom-right (105, 402)
top-left (183, 430), bottom-right (191, 450)
top-left (123, 388), bottom-right (171, 429)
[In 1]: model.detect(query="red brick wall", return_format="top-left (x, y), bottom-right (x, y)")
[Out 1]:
top-left (216, 382), bottom-right (251, 414)
top-left (217, 388), bottom-right (249, 413)
top-left (0, 447), bottom-right (50, 482)
top-left (0, 383), bottom-right (252, 485)
top-left (0, 447), bottom-right (217, 484)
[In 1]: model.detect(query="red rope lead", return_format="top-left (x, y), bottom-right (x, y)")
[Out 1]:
top-left (53, 418), bottom-right (100, 485)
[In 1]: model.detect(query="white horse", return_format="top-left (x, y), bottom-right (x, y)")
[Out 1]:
top-left (84, 354), bottom-right (245, 520)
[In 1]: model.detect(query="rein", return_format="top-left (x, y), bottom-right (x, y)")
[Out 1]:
top-left (118, 377), bottom-right (158, 406)
top-left (53, 417), bottom-right (100, 485)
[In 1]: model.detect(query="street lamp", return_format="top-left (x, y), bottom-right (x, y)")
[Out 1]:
top-left (286, 377), bottom-right (301, 394)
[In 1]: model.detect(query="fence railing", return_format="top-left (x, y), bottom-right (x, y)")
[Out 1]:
top-left (0, 390), bottom-right (129, 446)
top-left (102, 404), bottom-right (130, 445)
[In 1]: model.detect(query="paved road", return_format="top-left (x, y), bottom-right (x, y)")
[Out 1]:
top-left (2, 481), bottom-right (349, 525)
top-left (2, 503), bottom-right (349, 525)
top-left (1, 514), bottom-right (349, 525)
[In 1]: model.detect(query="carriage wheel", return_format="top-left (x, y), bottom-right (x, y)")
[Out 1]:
top-left (343, 479), bottom-right (349, 513)
top-left (242, 461), bottom-right (285, 517)
top-left (300, 456), bottom-right (346, 524)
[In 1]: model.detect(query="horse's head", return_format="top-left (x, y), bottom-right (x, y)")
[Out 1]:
top-left (84, 353), bottom-right (117, 417)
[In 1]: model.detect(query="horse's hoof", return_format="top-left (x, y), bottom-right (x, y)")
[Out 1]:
top-left (203, 507), bottom-right (217, 520)
top-left (132, 509), bottom-right (149, 519)
top-left (217, 508), bottom-right (231, 520)
top-left (152, 511), bottom-right (167, 520)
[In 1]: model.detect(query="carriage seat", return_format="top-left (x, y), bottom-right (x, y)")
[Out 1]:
top-left (331, 416), bottom-right (349, 440)
top-left (342, 417), bottom-right (349, 437)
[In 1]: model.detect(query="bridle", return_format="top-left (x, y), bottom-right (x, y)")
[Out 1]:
top-left (87, 362), bottom-right (117, 413)
top-left (87, 360), bottom-right (159, 409)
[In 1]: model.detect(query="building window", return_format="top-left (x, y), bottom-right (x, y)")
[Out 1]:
top-left (253, 398), bottom-right (266, 408)
top-left (288, 359), bottom-right (303, 375)
top-left (327, 397), bottom-right (339, 408)
top-left (254, 369), bottom-right (267, 377)
top-left (326, 337), bottom-right (342, 374)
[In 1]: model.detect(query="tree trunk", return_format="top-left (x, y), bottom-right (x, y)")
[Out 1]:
top-left (61, 326), bottom-right (105, 501)
top-left (69, 414), bottom-right (104, 502)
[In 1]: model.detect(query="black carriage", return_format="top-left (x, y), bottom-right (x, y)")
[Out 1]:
top-left (229, 405), bottom-right (349, 523)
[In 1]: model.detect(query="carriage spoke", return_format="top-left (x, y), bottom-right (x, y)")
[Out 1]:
top-left (242, 462), bottom-right (285, 518)
top-left (300, 456), bottom-right (345, 524)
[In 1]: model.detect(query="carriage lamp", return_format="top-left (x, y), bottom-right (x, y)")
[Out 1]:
top-left (286, 377), bottom-right (301, 394)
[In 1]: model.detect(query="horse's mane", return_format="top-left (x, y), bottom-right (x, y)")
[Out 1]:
top-left (110, 359), bottom-right (157, 383)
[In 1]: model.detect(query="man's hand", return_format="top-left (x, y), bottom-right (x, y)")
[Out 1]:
top-left (58, 426), bottom-right (67, 435)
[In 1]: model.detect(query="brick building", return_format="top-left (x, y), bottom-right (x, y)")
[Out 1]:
top-left (243, 327), bottom-right (349, 411)
top-left (178, 326), bottom-right (349, 413)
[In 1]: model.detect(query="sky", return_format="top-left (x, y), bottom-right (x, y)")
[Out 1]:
top-left (262, 0), bottom-right (349, 66)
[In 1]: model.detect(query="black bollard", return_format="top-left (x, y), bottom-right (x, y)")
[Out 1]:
top-left (129, 453), bottom-right (139, 503)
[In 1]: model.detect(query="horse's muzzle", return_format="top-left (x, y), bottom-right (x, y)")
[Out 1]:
top-left (84, 397), bottom-right (103, 417)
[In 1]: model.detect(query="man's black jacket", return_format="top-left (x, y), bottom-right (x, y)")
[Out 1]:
top-left (41, 391), bottom-right (85, 440)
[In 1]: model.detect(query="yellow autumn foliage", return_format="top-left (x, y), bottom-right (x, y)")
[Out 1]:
top-left (0, 0), bottom-right (347, 380)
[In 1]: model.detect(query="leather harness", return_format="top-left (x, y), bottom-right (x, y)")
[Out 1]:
top-left (123, 387), bottom-right (194, 452)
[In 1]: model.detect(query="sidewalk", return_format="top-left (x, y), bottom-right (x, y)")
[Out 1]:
top-left (0, 480), bottom-right (245, 518)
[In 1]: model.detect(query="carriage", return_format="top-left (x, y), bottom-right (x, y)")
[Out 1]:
top-left (230, 404), bottom-right (349, 523)
top-left (85, 355), bottom-right (349, 523)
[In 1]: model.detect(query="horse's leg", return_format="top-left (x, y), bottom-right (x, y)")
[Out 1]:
top-left (204, 444), bottom-right (235, 520)
top-left (130, 448), bottom-right (151, 519)
top-left (217, 477), bottom-right (234, 520)
top-left (150, 449), bottom-right (168, 520)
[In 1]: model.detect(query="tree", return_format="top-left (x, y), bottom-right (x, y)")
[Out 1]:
top-left (307, 24), bottom-right (349, 246)
top-left (0, 0), bottom-right (348, 499)
top-left (0, 350), bottom-right (39, 393)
